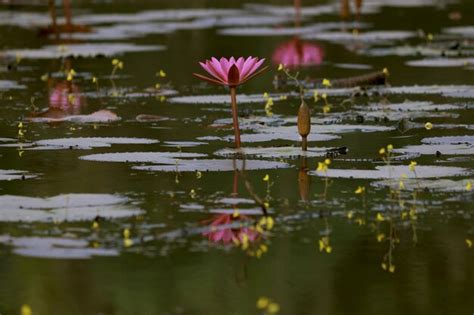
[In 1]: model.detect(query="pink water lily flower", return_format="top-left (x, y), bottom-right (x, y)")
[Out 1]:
top-left (194, 57), bottom-right (267, 87)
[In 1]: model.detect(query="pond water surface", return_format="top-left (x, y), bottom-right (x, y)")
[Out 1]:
top-left (0, 0), bottom-right (474, 314)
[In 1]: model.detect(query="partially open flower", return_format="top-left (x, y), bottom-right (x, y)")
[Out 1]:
top-left (194, 57), bottom-right (267, 87)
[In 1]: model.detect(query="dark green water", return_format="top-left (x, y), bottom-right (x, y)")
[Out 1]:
top-left (0, 0), bottom-right (473, 314)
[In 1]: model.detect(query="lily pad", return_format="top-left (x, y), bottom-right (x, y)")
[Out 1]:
top-left (133, 159), bottom-right (291, 172)
top-left (218, 22), bottom-right (366, 36)
top-left (0, 236), bottom-right (118, 259)
top-left (73, 9), bottom-right (240, 25)
top-left (421, 136), bottom-right (474, 145)
top-left (394, 144), bottom-right (474, 155)
top-left (28, 110), bottom-right (121, 123)
top-left (406, 58), bottom-right (474, 67)
top-left (79, 151), bottom-right (206, 163)
top-left (372, 178), bottom-right (473, 192)
top-left (168, 94), bottom-right (282, 104)
top-left (0, 170), bottom-right (36, 181)
top-left (0, 193), bottom-right (143, 222)
top-left (303, 30), bottom-right (416, 43)
top-left (215, 146), bottom-right (330, 158)
top-left (163, 141), bottom-right (207, 148)
top-left (310, 165), bottom-right (470, 179)
top-left (0, 80), bottom-right (25, 90)
top-left (31, 137), bottom-right (158, 150)
top-left (223, 133), bottom-right (340, 143)
top-left (443, 26), bottom-right (474, 37)
top-left (3, 43), bottom-right (165, 59)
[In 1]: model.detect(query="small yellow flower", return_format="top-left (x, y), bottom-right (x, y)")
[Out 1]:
top-left (263, 174), bottom-right (270, 182)
top-left (21, 304), bottom-right (32, 315)
top-left (381, 263), bottom-right (387, 270)
top-left (409, 161), bottom-right (417, 172)
top-left (355, 218), bottom-right (365, 226)
top-left (376, 213), bottom-right (385, 222)
top-left (376, 233), bottom-right (385, 242)
top-left (112, 59), bottom-right (119, 66)
top-left (155, 83), bottom-right (161, 90)
top-left (316, 162), bottom-right (327, 172)
top-left (387, 144), bottom-right (393, 152)
top-left (123, 228), bottom-right (131, 239)
top-left (466, 239), bottom-right (473, 248)
top-left (18, 122), bottom-right (23, 129)
top-left (277, 63), bottom-right (284, 71)
top-left (189, 189), bottom-right (197, 199)
top-left (322, 78), bottom-right (332, 87)
top-left (257, 297), bottom-right (270, 309)
top-left (382, 67), bottom-right (389, 76)
top-left (279, 95), bottom-right (287, 100)
top-left (92, 76), bottom-right (98, 84)
top-left (241, 233), bottom-right (249, 250)
top-left (355, 186), bottom-right (365, 194)
top-left (265, 97), bottom-right (274, 107)
top-left (389, 264), bottom-right (396, 273)
top-left (267, 302), bottom-right (280, 314)
top-left (263, 92), bottom-right (269, 99)
top-left (427, 33), bottom-right (434, 41)
top-left (399, 180), bottom-right (405, 190)
top-left (324, 159), bottom-right (331, 165)
top-left (232, 209), bottom-right (240, 218)
top-left (118, 61), bottom-right (124, 69)
top-left (92, 221), bottom-right (99, 229)
top-left (321, 93), bottom-right (327, 100)
top-left (379, 147), bottom-right (386, 155)
top-left (158, 69), bottom-right (166, 77)
top-left (322, 105), bottom-right (331, 114)
top-left (465, 181), bottom-right (472, 191)
top-left (347, 211), bottom-right (354, 219)
top-left (123, 238), bottom-right (133, 247)
top-left (313, 90), bottom-right (319, 102)
top-left (196, 171), bottom-right (202, 179)
top-left (425, 122), bottom-right (433, 130)
top-left (266, 216), bottom-right (274, 230)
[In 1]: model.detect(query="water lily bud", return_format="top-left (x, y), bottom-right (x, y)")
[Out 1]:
top-left (297, 101), bottom-right (311, 137)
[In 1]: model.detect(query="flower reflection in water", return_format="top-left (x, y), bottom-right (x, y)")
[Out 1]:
top-left (272, 38), bottom-right (323, 68)
top-left (49, 81), bottom-right (83, 115)
top-left (203, 213), bottom-right (261, 245)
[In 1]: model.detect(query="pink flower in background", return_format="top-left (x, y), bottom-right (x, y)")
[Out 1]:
top-left (194, 56), bottom-right (267, 87)
top-left (273, 38), bottom-right (324, 67)
top-left (203, 214), bottom-right (261, 245)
